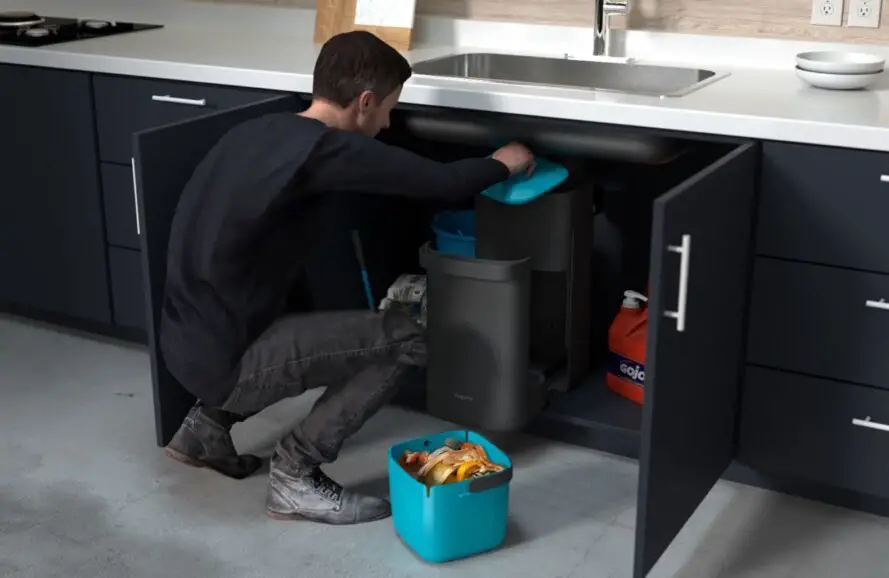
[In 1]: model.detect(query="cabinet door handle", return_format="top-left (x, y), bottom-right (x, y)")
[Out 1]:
top-left (663, 234), bottom-right (691, 333)
top-left (131, 157), bottom-right (141, 236)
top-left (852, 416), bottom-right (889, 432)
top-left (865, 299), bottom-right (889, 311)
top-left (880, 175), bottom-right (889, 183)
top-left (151, 94), bottom-right (207, 107)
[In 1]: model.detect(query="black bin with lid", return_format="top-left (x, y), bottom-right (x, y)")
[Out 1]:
top-left (421, 175), bottom-right (594, 432)
top-left (420, 242), bottom-right (540, 432)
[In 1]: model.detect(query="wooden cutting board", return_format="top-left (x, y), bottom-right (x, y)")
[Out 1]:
top-left (314, 0), bottom-right (415, 52)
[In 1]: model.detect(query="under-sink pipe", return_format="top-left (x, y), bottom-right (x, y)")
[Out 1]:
top-left (401, 113), bottom-right (682, 165)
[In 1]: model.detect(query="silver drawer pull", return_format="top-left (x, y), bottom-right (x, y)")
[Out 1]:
top-left (865, 299), bottom-right (889, 311)
top-left (151, 94), bottom-right (207, 107)
top-left (663, 234), bottom-right (691, 333)
top-left (131, 158), bottom-right (141, 236)
top-left (852, 416), bottom-right (889, 433)
top-left (881, 174), bottom-right (889, 183)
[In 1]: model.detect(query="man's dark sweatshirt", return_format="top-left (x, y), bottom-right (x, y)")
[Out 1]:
top-left (160, 113), bottom-right (509, 407)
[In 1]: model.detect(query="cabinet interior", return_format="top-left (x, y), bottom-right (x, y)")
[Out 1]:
top-left (294, 104), bottom-right (741, 457)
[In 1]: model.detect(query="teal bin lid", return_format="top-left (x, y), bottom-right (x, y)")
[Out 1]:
top-left (481, 157), bottom-right (569, 205)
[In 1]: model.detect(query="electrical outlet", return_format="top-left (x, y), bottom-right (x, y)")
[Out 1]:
top-left (848, 0), bottom-right (882, 27)
top-left (811, 0), bottom-right (844, 25)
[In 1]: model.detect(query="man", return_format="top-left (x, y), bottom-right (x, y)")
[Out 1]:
top-left (160, 30), bottom-right (535, 525)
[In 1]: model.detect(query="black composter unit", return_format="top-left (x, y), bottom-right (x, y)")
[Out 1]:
top-left (396, 108), bottom-right (686, 433)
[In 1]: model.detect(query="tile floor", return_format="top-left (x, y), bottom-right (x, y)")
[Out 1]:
top-left (1, 314), bottom-right (888, 578)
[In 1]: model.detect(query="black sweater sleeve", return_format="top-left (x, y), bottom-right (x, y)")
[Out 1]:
top-left (306, 128), bottom-right (510, 201)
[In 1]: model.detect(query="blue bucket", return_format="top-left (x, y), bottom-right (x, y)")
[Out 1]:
top-left (388, 430), bottom-right (513, 563)
top-left (431, 210), bottom-right (476, 258)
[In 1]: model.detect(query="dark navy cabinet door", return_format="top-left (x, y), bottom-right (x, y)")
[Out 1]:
top-left (133, 94), bottom-right (304, 447)
top-left (0, 65), bottom-right (111, 324)
top-left (635, 143), bottom-right (757, 578)
top-left (756, 142), bottom-right (889, 273)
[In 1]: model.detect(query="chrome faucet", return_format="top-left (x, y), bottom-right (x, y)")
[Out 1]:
top-left (594, 0), bottom-right (629, 57)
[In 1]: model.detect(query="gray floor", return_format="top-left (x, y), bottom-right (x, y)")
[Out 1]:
top-left (1, 316), bottom-right (888, 578)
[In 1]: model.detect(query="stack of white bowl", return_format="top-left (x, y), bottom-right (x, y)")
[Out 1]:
top-left (796, 51), bottom-right (885, 90)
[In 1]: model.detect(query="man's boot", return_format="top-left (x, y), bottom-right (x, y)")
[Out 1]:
top-left (265, 454), bottom-right (391, 524)
top-left (164, 405), bottom-right (262, 480)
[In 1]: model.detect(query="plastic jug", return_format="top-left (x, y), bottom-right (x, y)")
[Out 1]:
top-left (606, 290), bottom-right (648, 405)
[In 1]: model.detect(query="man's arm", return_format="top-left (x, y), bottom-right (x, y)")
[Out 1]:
top-left (307, 129), bottom-right (526, 202)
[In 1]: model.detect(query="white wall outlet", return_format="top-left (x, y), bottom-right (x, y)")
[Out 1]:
top-left (811, 0), bottom-right (845, 25)
top-left (848, 0), bottom-right (882, 27)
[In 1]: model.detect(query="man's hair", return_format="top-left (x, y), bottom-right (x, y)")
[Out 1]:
top-left (312, 31), bottom-right (412, 108)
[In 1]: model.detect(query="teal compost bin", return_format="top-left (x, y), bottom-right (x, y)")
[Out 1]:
top-left (388, 430), bottom-right (514, 563)
top-left (431, 210), bottom-right (476, 258)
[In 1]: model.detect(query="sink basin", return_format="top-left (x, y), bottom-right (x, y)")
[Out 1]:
top-left (411, 53), bottom-right (728, 97)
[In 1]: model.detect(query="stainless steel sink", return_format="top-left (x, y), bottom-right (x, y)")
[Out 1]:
top-left (411, 53), bottom-right (728, 98)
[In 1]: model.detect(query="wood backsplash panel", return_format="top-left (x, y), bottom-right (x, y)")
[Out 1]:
top-left (196, 0), bottom-right (889, 44)
top-left (414, 0), bottom-right (591, 26)
top-left (645, 0), bottom-right (889, 44)
top-left (233, 0), bottom-right (590, 25)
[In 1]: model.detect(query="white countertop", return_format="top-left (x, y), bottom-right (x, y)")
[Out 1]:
top-left (1, 1), bottom-right (889, 152)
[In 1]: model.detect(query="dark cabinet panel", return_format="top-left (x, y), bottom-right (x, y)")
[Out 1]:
top-left (133, 94), bottom-right (305, 447)
top-left (0, 64), bottom-right (111, 324)
top-left (109, 247), bottom-right (146, 330)
top-left (635, 143), bottom-right (757, 578)
top-left (756, 142), bottom-right (889, 273)
top-left (748, 258), bottom-right (889, 389)
top-left (102, 162), bottom-right (141, 250)
top-left (740, 366), bottom-right (889, 501)
top-left (94, 74), bottom-right (280, 164)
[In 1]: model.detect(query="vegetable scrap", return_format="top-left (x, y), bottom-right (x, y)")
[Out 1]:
top-left (398, 439), bottom-right (505, 486)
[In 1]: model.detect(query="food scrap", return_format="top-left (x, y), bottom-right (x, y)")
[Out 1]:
top-left (398, 439), bottom-right (505, 486)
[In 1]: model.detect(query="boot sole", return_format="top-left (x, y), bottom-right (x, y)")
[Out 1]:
top-left (265, 509), bottom-right (391, 524)
top-left (164, 446), bottom-right (206, 469)
top-left (265, 510), bottom-right (306, 521)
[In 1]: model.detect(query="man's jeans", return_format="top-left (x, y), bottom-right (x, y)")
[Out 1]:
top-left (219, 308), bottom-right (426, 469)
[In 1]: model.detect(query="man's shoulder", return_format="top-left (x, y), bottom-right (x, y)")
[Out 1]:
top-left (228, 112), bottom-right (324, 140)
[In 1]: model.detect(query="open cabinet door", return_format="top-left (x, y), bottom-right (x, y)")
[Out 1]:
top-left (634, 143), bottom-right (757, 577)
top-left (133, 94), bottom-right (304, 447)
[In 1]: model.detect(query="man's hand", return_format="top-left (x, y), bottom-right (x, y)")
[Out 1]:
top-left (492, 142), bottom-right (536, 176)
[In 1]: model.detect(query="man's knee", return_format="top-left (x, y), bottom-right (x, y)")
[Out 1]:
top-left (399, 334), bottom-right (427, 367)
top-left (381, 306), bottom-right (425, 342)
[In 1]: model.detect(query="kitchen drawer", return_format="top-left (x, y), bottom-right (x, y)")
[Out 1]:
top-left (747, 258), bottom-right (889, 388)
top-left (93, 75), bottom-right (279, 164)
top-left (739, 366), bottom-right (889, 500)
top-left (109, 247), bottom-right (146, 331)
top-left (756, 142), bottom-right (889, 273)
top-left (102, 163), bottom-right (140, 250)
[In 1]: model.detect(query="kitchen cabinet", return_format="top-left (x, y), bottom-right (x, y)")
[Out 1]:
top-left (0, 63), bottom-right (285, 336)
top-left (756, 141), bottom-right (889, 273)
top-left (134, 95), bottom-right (757, 577)
top-left (740, 365), bottom-right (889, 501)
top-left (94, 74), bottom-right (279, 164)
top-left (102, 163), bottom-right (141, 250)
top-left (748, 258), bottom-right (889, 389)
top-left (0, 64), bottom-right (111, 324)
top-left (109, 247), bottom-right (146, 331)
top-left (737, 140), bottom-right (889, 523)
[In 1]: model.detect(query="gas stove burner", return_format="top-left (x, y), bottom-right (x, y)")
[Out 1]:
top-left (22, 27), bottom-right (50, 38)
top-left (0, 10), bottom-right (45, 27)
top-left (0, 15), bottom-right (162, 47)
top-left (82, 19), bottom-right (111, 30)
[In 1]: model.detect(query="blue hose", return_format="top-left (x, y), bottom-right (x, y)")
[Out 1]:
top-left (351, 230), bottom-right (375, 311)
